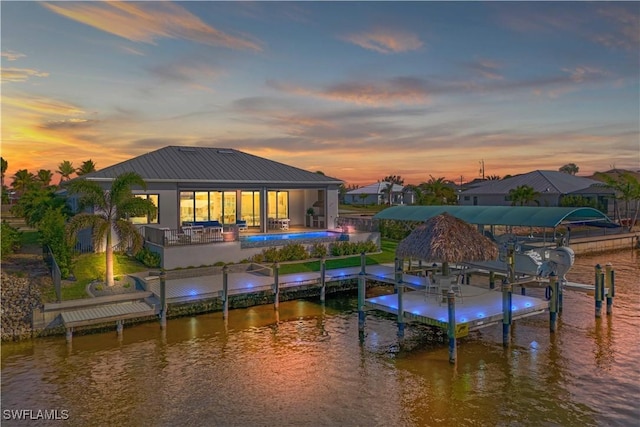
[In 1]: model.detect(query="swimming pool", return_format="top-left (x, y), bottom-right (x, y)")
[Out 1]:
top-left (241, 231), bottom-right (341, 242)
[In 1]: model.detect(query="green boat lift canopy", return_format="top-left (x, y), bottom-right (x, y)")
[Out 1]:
top-left (373, 206), bottom-right (614, 228)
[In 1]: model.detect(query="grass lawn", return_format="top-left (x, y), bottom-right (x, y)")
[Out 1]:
top-left (47, 253), bottom-right (149, 301)
top-left (20, 230), bottom-right (41, 246)
top-left (278, 239), bottom-right (398, 275)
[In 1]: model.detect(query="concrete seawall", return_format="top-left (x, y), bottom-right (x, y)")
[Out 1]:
top-left (568, 232), bottom-right (639, 255)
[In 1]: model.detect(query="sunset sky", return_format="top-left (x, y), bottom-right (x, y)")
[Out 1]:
top-left (1, 1), bottom-right (638, 186)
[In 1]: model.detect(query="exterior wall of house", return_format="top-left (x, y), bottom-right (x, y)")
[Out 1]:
top-left (327, 186), bottom-right (339, 229)
top-left (345, 194), bottom-right (379, 205)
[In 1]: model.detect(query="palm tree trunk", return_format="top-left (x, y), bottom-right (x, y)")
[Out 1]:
top-left (105, 227), bottom-right (114, 286)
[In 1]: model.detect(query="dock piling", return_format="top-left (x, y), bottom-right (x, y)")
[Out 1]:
top-left (502, 280), bottom-right (512, 347)
top-left (394, 258), bottom-right (403, 293)
top-left (595, 264), bottom-right (603, 318)
top-left (360, 252), bottom-right (366, 275)
top-left (489, 271), bottom-right (495, 289)
top-left (320, 257), bottom-right (326, 303)
top-left (397, 280), bottom-right (405, 338)
top-left (358, 272), bottom-right (366, 333)
top-left (116, 320), bottom-right (123, 336)
top-left (222, 265), bottom-right (229, 319)
top-left (66, 327), bottom-right (73, 343)
top-left (605, 263), bottom-right (615, 315)
top-left (160, 270), bottom-right (167, 329)
top-left (273, 262), bottom-right (280, 310)
top-left (549, 273), bottom-right (559, 333)
top-left (447, 290), bottom-right (457, 364)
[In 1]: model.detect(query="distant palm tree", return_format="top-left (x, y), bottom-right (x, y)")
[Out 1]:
top-left (76, 159), bottom-right (97, 176)
top-left (66, 172), bottom-right (157, 286)
top-left (11, 169), bottom-right (35, 195)
top-left (486, 174), bottom-right (501, 180)
top-left (1, 157), bottom-right (7, 188)
top-left (381, 175), bottom-right (404, 185)
top-left (36, 169), bottom-right (54, 187)
top-left (56, 160), bottom-right (75, 184)
top-left (508, 185), bottom-right (540, 206)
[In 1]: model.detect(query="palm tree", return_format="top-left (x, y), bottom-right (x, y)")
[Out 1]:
top-left (77, 159), bottom-right (97, 176)
top-left (381, 175), bottom-right (404, 185)
top-left (56, 160), bottom-right (75, 184)
top-left (36, 169), bottom-right (54, 187)
top-left (421, 176), bottom-right (457, 205)
top-left (508, 185), bottom-right (540, 206)
top-left (1, 157), bottom-right (7, 188)
top-left (486, 174), bottom-right (501, 181)
top-left (66, 172), bottom-right (157, 286)
top-left (11, 169), bottom-right (35, 195)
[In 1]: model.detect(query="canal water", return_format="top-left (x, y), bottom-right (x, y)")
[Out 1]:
top-left (2, 249), bottom-right (638, 426)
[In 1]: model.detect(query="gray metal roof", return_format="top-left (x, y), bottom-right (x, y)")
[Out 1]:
top-left (347, 182), bottom-right (404, 195)
top-left (81, 146), bottom-right (343, 185)
top-left (461, 171), bottom-right (601, 195)
top-left (373, 206), bottom-right (613, 227)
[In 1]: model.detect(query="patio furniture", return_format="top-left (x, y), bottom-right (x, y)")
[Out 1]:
top-left (236, 220), bottom-right (248, 231)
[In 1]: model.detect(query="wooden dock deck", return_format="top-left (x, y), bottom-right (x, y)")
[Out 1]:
top-left (365, 285), bottom-right (548, 334)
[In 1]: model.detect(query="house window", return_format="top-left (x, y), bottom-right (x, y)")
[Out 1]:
top-left (241, 191), bottom-right (261, 227)
top-left (268, 191), bottom-right (289, 219)
top-left (130, 194), bottom-right (158, 224)
top-left (180, 191), bottom-right (238, 224)
top-left (464, 196), bottom-right (470, 201)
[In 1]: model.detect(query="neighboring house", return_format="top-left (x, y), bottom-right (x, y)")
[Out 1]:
top-left (69, 146), bottom-right (343, 234)
top-left (345, 182), bottom-right (406, 205)
top-left (459, 170), bottom-right (614, 209)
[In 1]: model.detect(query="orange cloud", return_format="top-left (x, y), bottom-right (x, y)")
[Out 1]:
top-left (342, 29), bottom-right (423, 53)
top-left (41, 1), bottom-right (262, 51)
top-left (268, 77), bottom-right (430, 106)
top-left (1, 68), bottom-right (49, 83)
top-left (3, 94), bottom-right (85, 116)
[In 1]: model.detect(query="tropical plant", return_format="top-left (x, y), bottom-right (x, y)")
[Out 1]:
top-left (56, 160), bottom-right (75, 184)
top-left (559, 163), bottom-right (579, 175)
top-left (381, 175), bottom-right (404, 185)
top-left (486, 174), bottom-right (501, 181)
top-left (508, 185), bottom-right (540, 206)
top-left (40, 207), bottom-right (72, 277)
top-left (358, 193), bottom-right (368, 206)
top-left (1, 221), bottom-right (21, 256)
top-left (66, 172), bottom-right (157, 286)
top-left (11, 186), bottom-right (69, 227)
top-left (597, 171), bottom-right (640, 231)
top-left (11, 169), bottom-right (35, 195)
top-left (76, 159), bottom-right (97, 176)
top-left (1, 157), bottom-right (7, 188)
top-left (36, 169), bottom-right (54, 188)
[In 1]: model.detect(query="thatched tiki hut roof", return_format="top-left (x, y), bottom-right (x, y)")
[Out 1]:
top-left (396, 212), bottom-right (498, 270)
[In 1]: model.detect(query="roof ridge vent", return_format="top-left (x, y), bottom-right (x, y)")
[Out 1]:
top-left (217, 149), bottom-right (235, 154)
top-left (178, 147), bottom-right (196, 152)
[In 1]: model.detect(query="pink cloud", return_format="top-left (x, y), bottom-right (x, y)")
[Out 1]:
top-left (41, 2), bottom-right (262, 51)
top-left (342, 29), bottom-right (423, 53)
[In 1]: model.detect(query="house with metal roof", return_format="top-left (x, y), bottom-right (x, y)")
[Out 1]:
top-left (345, 182), bottom-right (409, 205)
top-left (459, 170), bottom-right (614, 210)
top-left (77, 146), bottom-right (343, 233)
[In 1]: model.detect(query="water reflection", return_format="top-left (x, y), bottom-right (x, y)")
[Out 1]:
top-left (1, 250), bottom-right (638, 426)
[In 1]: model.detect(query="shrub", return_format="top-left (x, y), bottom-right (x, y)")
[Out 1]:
top-left (309, 242), bottom-right (328, 258)
top-left (39, 207), bottom-right (72, 278)
top-left (330, 240), bottom-right (378, 256)
top-left (1, 221), bottom-right (21, 256)
top-left (253, 243), bottom-right (310, 263)
top-left (213, 261), bottom-right (226, 267)
top-left (135, 247), bottom-right (161, 268)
